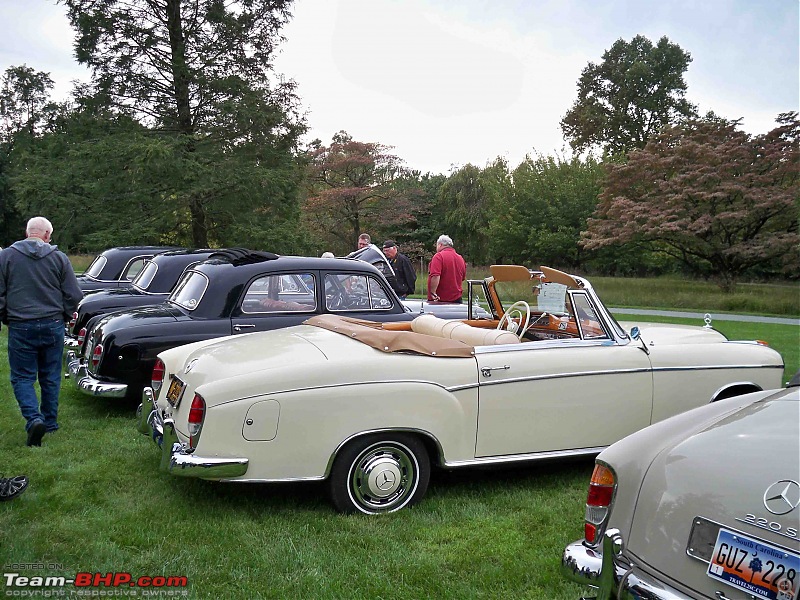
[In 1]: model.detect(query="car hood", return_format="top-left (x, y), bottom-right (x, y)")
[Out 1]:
top-left (623, 385), bottom-right (800, 594)
top-left (166, 324), bottom-right (478, 409)
top-left (617, 320), bottom-right (728, 344)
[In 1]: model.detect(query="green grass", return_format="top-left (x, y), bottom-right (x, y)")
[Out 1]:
top-left (2, 271), bottom-right (798, 599)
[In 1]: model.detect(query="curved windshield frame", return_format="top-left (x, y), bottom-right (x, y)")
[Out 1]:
top-left (132, 261), bottom-right (158, 291)
top-left (83, 255), bottom-right (108, 279)
top-left (168, 271), bottom-right (209, 311)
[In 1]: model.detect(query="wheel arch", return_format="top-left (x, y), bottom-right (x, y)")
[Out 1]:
top-left (710, 381), bottom-right (763, 402)
top-left (324, 427), bottom-right (444, 478)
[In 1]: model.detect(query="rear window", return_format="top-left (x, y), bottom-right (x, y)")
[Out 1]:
top-left (169, 271), bottom-right (209, 310)
top-left (132, 261), bottom-right (158, 291)
top-left (84, 255), bottom-right (108, 279)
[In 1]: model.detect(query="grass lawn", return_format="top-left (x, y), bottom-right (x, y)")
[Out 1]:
top-left (2, 270), bottom-right (798, 598)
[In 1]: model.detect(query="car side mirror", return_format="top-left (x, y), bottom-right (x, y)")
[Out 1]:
top-left (630, 326), bottom-right (640, 340)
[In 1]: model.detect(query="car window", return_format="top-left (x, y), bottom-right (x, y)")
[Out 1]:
top-left (84, 255), bottom-right (108, 278)
top-left (242, 273), bottom-right (316, 314)
top-left (132, 260), bottom-right (158, 291)
top-left (495, 280), bottom-right (570, 316)
top-left (325, 273), bottom-right (394, 311)
top-left (169, 271), bottom-right (209, 310)
top-left (122, 257), bottom-right (149, 281)
top-left (570, 293), bottom-right (609, 340)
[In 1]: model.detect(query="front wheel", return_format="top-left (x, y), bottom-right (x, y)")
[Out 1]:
top-left (329, 433), bottom-right (430, 514)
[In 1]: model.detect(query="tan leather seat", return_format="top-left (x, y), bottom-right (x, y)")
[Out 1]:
top-left (411, 314), bottom-right (518, 346)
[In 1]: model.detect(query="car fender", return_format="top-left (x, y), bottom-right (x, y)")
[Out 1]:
top-left (196, 380), bottom-right (479, 482)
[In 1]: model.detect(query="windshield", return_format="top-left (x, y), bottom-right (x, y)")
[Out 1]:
top-left (132, 261), bottom-right (158, 291)
top-left (169, 271), bottom-right (208, 310)
top-left (494, 280), bottom-right (570, 316)
top-left (84, 255), bottom-right (108, 279)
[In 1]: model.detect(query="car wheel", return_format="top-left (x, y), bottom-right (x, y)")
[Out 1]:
top-left (329, 433), bottom-right (430, 514)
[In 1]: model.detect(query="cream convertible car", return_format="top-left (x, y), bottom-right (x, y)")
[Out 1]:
top-left (137, 266), bottom-right (784, 514)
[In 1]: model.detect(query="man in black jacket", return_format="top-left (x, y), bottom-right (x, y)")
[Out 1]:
top-left (0, 216), bottom-right (82, 446)
top-left (382, 240), bottom-right (417, 299)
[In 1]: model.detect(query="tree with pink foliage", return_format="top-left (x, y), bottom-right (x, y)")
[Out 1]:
top-left (582, 113), bottom-right (799, 291)
top-left (304, 131), bottom-right (413, 253)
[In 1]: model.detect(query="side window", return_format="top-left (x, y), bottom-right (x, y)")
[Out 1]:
top-left (571, 293), bottom-right (609, 340)
top-left (122, 257), bottom-right (150, 281)
top-left (242, 273), bottom-right (316, 314)
top-left (368, 277), bottom-right (393, 309)
top-left (325, 273), bottom-right (393, 311)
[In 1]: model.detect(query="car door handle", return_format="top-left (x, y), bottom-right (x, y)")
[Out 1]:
top-left (480, 365), bottom-right (510, 377)
top-left (234, 324), bottom-right (256, 332)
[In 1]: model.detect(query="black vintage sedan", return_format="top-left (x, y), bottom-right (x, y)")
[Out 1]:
top-left (65, 249), bottom-right (222, 351)
top-left (78, 246), bottom-right (180, 294)
top-left (66, 250), bottom-right (424, 401)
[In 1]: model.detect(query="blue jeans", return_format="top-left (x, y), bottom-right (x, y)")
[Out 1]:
top-left (8, 318), bottom-right (65, 432)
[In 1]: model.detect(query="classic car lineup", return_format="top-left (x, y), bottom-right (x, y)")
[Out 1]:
top-left (65, 248), bottom-right (221, 350)
top-left (133, 264), bottom-right (784, 516)
top-left (76, 245), bottom-right (180, 294)
top-left (66, 249), bottom-right (428, 401)
top-left (561, 374), bottom-right (799, 600)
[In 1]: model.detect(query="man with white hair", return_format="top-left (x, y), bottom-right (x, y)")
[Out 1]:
top-left (0, 216), bottom-right (82, 446)
top-left (427, 234), bottom-right (466, 303)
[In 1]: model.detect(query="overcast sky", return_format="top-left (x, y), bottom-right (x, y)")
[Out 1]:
top-left (1, 0), bottom-right (797, 174)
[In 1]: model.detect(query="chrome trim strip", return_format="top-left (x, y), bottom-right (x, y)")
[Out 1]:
top-left (473, 338), bottom-right (614, 354)
top-left (445, 446), bottom-right (606, 467)
top-left (652, 364), bottom-right (784, 373)
top-left (477, 368), bottom-right (651, 388)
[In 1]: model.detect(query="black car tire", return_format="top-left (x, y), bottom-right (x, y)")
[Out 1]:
top-left (329, 433), bottom-right (430, 515)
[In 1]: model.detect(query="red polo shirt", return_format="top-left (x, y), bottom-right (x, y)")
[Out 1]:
top-left (428, 247), bottom-right (466, 302)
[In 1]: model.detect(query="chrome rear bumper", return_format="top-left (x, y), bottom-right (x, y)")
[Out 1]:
top-left (138, 387), bottom-right (248, 480)
top-left (64, 351), bottom-right (128, 399)
top-left (562, 530), bottom-right (689, 600)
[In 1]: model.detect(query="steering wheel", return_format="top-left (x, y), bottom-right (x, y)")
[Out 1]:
top-left (497, 301), bottom-right (530, 337)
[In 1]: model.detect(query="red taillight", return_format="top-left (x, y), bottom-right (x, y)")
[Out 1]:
top-left (187, 393), bottom-right (206, 448)
top-left (584, 463), bottom-right (616, 545)
top-left (91, 344), bottom-right (103, 369)
top-left (151, 359), bottom-right (165, 393)
top-left (68, 311), bottom-right (78, 330)
top-left (77, 327), bottom-right (87, 350)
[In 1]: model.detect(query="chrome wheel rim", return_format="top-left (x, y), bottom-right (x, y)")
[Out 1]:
top-left (348, 442), bottom-right (418, 514)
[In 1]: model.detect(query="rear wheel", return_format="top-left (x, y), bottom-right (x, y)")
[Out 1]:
top-left (329, 433), bottom-right (430, 514)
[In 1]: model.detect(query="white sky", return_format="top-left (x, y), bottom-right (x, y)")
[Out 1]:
top-left (1, 0), bottom-right (798, 175)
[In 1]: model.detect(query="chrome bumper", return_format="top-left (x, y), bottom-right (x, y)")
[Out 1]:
top-left (64, 335), bottom-right (79, 351)
top-left (138, 387), bottom-right (249, 480)
top-left (562, 530), bottom-right (689, 600)
top-left (64, 351), bottom-right (128, 399)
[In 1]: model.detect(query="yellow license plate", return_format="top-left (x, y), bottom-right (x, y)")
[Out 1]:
top-left (166, 377), bottom-right (185, 406)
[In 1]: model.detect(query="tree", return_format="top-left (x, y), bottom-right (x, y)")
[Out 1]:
top-left (561, 35), bottom-right (697, 155)
top-left (303, 131), bottom-right (412, 254)
top-left (582, 113), bottom-right (800, 291)
top-left (56, 0), bottom-right (305, 247)
top-left (487, 153), bottom-right (603, 269)
top-left (0, 66), bottom-right (56, 245)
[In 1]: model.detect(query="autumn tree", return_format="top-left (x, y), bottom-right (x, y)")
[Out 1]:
top-left (561, 35), bottom-right (697, 155)
top-left (582, 113), bottom-right (800, 291)
top-left (41, 0), bottom-right (307, 248)
top-left (304, 131), bottom-right (412, 254)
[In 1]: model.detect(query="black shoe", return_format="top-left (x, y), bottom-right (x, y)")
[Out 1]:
top-left (26, 421), bottom-right (46, 447)
top-left (0, 475), bottom-right (29, 501)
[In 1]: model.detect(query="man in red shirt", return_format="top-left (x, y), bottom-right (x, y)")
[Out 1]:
top-left (427, 234), bottom-right (466, 302)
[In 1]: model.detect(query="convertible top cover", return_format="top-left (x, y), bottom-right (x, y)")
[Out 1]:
top-left (304, 314), bottom-right (476, 358)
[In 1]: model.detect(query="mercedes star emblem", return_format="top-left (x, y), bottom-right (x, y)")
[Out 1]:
top-left (763, 479), bottom-right (800, 515)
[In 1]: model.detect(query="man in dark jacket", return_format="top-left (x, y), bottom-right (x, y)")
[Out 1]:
top-left (0, 217), bottom-right (82, 446)
top-left (382, 240), bottom-right (417, 299)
